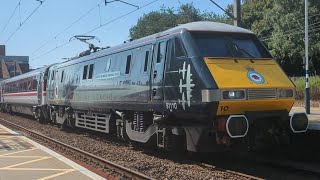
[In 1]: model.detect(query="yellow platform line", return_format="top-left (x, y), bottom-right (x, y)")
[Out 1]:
top-left (38, 169), bottom-right (76, 180)
top-left (0, 156), bottom-right (52, 169)
top-left (0, 136), bottom-right (23, 139)
top-left (0, 155), bottom-right (50, 158)
top-left (0, 168), bottom-right (74, 171)
top-left (0, 148), bottom-right (38, 157)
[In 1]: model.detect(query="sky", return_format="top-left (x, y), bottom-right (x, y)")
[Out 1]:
top-left (0, 0), bottom-right (232, 69)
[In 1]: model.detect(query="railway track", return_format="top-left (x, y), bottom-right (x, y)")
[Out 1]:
top-left (196, 150), bottom-right (320, 179)
top-left (0, 117), bottom-right (154, 180)
top-left (3, 113), bottom-right (319, 179)
top-left (247, 152), bottom-right (320, 177)
top-left (196, 162), bottom-right (264, 180)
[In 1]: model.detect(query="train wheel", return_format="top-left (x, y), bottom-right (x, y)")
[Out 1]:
top-left (6, 105), bottom-right (12, 114)
top-left (67, 117), bottom-right (76, 129)
top-left (50, 109), bottom-right (57, 124)
top-left (36, 108), bottom-right (44, 123)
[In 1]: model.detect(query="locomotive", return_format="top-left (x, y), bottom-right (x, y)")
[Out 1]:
top-left (0, 21), bottom-right (308, 152)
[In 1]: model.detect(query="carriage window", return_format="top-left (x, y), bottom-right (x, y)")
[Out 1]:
top-left (23, 82), bottom-right (27, 92)
top-left (106, 58), bottom-right (111, 71)
top-left (61, 70), bottom-right (64, 83)
top-left (27, 80), bottom-right (32, 91)
top-left (157, 42), bottom-right (166, 63)
top-left (125, 55), bottom-right (131, 74)
top-left (175, 38), bottom-right (186, 58)
top-left (144, 51), bottom-right (149, 72)
top-left (47, 71), bottom-right (50, 81)
top-left (32, 79), bottom-right (37, 90)
top-left (83, 65), bottom-right (88, 80)
top-left (88, 64), bottom-right (94, 79)
top-left (51, 71), bottom-right (55, 80)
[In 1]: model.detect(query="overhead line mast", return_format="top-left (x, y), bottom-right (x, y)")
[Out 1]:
top-left (233, 0), bottom-right (241, 27)
top-left (305, 0), bottom-right (310, 114)
top-left (208, 0), bottom-right (241, 27)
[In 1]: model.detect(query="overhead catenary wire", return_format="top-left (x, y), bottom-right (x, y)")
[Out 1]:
top-left (262, 28), bottom-right (320, 42)
top-left (260, 21), bottom-right (320, 41)
top-left (83, 0), bottom-right (159, 35)
top-left (259, 12), bottom-right (320, 41)
top-left (296, 13), bottom-right (320, 24)
top-left (291, 11), bottom-right (320, 23)
top-left (31, 0), bottom-right (105, 55)
top-left (0, 0), bottom-right (21, 35)
top-left (261, 24), bottom-right (320, 42)
top-left (31, 0), bottom-right (160, 62)
top-left (261, 23), bottom-right (320, 41)
top-left (4, 0), bottom-right (46, 44)
top-left (208, 0), bottom-right (236, 21)
top-left (105, 0), bottom-right (139, 9)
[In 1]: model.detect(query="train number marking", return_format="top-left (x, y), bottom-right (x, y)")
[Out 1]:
top-left (220, 106), bottom-right (229, 112)
top-left (166, 102), bottom-right (177, 112)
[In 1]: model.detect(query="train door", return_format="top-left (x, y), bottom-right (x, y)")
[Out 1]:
top-left (0, 82), bottom-right (2, 104)
top-left (54, 70), bottom-right (59, 99)
top-left (48, 70), bottom-right (55, 99)
top-left (151, 40), bottom-right (167, 102)
top-left (37, 74), bottom-right (43, 105)
top-left (48, 69), bottom-right (59, 100)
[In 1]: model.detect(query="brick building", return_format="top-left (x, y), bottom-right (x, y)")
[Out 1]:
top-left (0, 45), bottom-right (29, 80)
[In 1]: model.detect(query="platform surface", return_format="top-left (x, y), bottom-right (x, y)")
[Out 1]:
top-left (0, 124), bottom-right (105, 180)
top-left (290, 107), bottom-right (320, 130)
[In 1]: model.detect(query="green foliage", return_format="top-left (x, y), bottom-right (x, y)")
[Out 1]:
top-left (291, 76), bottom-right (320, 100)
top-left (241, 0), bottom-right (320, 76)
top-left (129, 3), bottom-right (228, 40)
top-left (130, 1), bottom-right (320, 77)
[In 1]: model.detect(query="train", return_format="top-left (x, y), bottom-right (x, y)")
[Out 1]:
top-left (0, 21), bottom-right (309, 152)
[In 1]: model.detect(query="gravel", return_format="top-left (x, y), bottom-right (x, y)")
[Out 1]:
top-left (0, 112), bottom-right (250, 180)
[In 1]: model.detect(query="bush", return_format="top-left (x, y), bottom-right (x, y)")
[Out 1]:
top-left (291, 76), bottom-right (320, 100)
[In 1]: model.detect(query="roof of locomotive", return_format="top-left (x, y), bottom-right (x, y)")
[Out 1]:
top-left (52, 21), bottom-right (254, 68)
top-left (163, 21), bottom-right (253, 34)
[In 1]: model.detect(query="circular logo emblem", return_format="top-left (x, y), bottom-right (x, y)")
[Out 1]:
top-left (247, 71), bottom-right (265, 84)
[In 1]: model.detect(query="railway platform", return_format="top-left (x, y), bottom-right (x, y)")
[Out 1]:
top-left (0, 124), bottom-right (105, 180)
top-left (290, 107), bottom-right (320, 131)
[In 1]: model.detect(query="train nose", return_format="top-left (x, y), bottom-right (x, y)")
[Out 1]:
top-left (226, 115), bottom-right (249, 138)
top-left (290, 113), bottom-right (309, 133)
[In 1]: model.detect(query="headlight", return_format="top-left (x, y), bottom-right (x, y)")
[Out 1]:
top-left (222, 90), bottom-right (245, 100)
top-left (278, 89), bottom-right (294, 98)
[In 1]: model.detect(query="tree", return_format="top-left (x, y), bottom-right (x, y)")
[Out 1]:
top-left (129, 3), bottom-right (228, 39)
top-left (241, 0), bottom-right (320, 76)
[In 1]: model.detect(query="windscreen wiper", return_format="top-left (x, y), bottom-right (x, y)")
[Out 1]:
top-left (234, 43), bottom-right (254, 58)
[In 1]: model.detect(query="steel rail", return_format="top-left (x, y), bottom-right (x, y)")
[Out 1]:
top-left (198, 162), bottom-right (264, 180)
top-left (248, 154), bottom-right (320, 177)
top-left (225, 151), bottom-right (320, 178)
top-left (0, 118), bottom-right (154, 180)
top-left (196, 154), bottom-right (320, 179)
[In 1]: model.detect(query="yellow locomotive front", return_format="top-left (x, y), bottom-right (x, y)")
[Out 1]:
top-left (188, 25), bottom-right (308, 148)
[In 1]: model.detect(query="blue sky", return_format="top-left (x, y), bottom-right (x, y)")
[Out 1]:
top-left (0, 0), bottom-right (232, 68)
